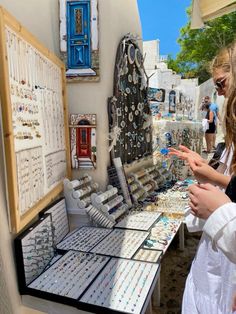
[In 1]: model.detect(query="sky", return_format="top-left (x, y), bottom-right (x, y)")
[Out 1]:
top-left (137, 0), bottom-right (192, 57)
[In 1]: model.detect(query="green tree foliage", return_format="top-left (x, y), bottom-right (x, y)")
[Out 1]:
top-left (167, 8), bottom-right (236, 84)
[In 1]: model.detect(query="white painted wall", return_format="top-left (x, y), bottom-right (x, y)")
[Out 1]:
top-left (143, 40), bottom-right (199, 118)
top-left (67, 0), bottom-right (142, 188)
top-left (143, 39), bottom-right (160, 69)
top-left (0, 0), bottom-right (142, 313)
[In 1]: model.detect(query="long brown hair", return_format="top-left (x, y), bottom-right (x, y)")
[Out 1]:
top-left (211, 43), bottom-right (236, 173)
top-left (225, 43), bottom-right (236, 173)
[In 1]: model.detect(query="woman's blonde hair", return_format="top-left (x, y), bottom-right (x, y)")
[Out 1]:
top-left (211, 47), bottom-right (231, 75)
top-left (212, 42), bottom-right (236, 173)
top-left (224, 42), bottom-right (236, 173)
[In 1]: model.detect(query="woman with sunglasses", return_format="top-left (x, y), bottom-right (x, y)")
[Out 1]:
top-left (169, 43), bottom-right (236, 314)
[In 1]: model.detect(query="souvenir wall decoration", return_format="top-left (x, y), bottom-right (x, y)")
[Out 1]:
top-left (0, 7), bottom-right (71, 232)
top-left (149, 101), bottom-right (160, 117)
top-left (70, 114), bottom-right (97, 169)
top-left (169, 90), bottom-right (176, 113)
top-left (60, 0), bottom-right (100, 82)
top-left (108, 34), bottom-right (152, 165)
top-left (148, 87), bottom-right (165, 102)
top-left (152, 120), bottom-right (203, 177)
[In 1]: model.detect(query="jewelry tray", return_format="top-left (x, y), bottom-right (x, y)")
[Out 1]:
top-left (115, 211), bottom-right (162, 231)
top-left (15, 215), bottom-right (161, 314)
top-left (39, 197), bottom-right (70, 244)
top-left (91, 229), bottom-right (149, 259)
top-left (56, 226), bottom-right (113, 252)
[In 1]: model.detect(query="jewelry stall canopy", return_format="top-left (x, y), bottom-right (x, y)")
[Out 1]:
top-left (0, 7), bottom-right (71, 233)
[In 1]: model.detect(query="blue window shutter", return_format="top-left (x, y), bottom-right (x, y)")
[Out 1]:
top-left (67, 1), bottom-right (91, 69)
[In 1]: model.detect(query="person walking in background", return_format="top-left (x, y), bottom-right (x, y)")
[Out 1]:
top-left (204, 95), bottom-right (221, 149)
top-left (203, 102), bottom-right (216, 153)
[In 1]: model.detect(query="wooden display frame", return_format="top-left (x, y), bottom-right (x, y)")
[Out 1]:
top-left (0, 7), bottom-right (71, 233)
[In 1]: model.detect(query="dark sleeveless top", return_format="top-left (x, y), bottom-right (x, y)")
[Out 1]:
top-left (205, 110), bottom-right (216, 134)
top-left (225, 176), bottom-right (236, 202)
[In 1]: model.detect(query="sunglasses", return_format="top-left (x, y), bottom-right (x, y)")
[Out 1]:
top-left (215, 76), bottom-right (227, 90)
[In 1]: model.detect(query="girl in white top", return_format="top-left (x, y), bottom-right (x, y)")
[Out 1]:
top-left (169, 42), bottom-right (236, 313)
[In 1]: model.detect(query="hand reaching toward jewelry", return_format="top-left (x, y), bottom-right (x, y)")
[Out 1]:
top-left (188, 183), bottom-right (231, 219)
top-left (168, 145), bottom-right (206, 163)
top-left (187, 158), bottom-right (230, 188)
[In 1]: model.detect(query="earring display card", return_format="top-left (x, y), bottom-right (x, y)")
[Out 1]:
top-left (28, 251), bottom-right (110, 299)
top-left (115, 211), bottom-right (162, 231)
top-left (56, 226), bottom-right (112, 252)
top-left (0, 8), bottom-right (71, 232)
top-left (42, 198), bottom-right (69, 244)
top-left (133, 248), bottom-right (162, 263)
top-left (15, 215), bottom-right (54, 288)
top-left (81, 258), bottom-right (159, 314)
top-left (91, 229), bottom-right (149, 259)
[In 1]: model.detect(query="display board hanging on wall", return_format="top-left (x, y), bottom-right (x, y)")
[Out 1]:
top-left (0, 7), bottom-right (71, 233)
top-left (108, 34), bottom-right (152, 165)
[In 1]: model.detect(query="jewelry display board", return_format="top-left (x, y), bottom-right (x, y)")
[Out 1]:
top-left (40, 198), bottom-right (69, 245)
top-left (133, 248), bottom-right (162, 263)
top-left (90, 185), bottom-right (129, 227)
top-left (115, 212), bottom-right (162, 231)
top-left (108, 34), bottom-right (152, 165)
top-left (0, 7), bottom-right (71, 232)
top-left (28, 251), bottom-right (110, 300)
top-left (14, 214), bottom-right (54, 293)
top-left (144, 217), bottom-right (182, 253)
top-left (81, 258), bottom-right (160, 314)
top-left (128, 169), bottom-right (158, 203)
top-left (56, 226), bottom-right (112, 252)
top-left (152, 120), bottom-right (203, 178)
top-left (91, 229), bottom-right (149, 258)
top-left (64, 175), bottom-right (99, 211)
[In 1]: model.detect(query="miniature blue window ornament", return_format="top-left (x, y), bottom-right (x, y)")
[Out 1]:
top-left (160, 148), bottom-right (169, 156)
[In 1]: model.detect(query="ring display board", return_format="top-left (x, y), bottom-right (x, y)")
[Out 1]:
top-left (0, 7), bottom-right (71, 232)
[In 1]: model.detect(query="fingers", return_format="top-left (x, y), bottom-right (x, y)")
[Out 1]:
top-left (168, 148), bottom-right (186, 160)
top-left (188, 184), bottom-right (201, 195)
top-left (187, 158), bottom-right (199, 171)
top-left (189, 192), bottom-right (198, 206)
top-left (179, 145), bottom-right (190, 152)
top-left (189, 201), bottom-right (198, 216)
top-left (199, 183), bottom-right (216, 191)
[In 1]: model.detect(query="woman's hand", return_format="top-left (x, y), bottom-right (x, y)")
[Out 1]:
top-left (188, 158), bottom-right (230, 188)
top-left (168, 145), bottom-right (206, 163)
top-left (188, 183), bottom-right (231, 219)
top-left (187, 158), bottom-right (219, 184)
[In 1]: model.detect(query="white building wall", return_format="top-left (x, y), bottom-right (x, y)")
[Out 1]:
top-left (143, 40), bottom-right (199, 118)
top-left (179, 78), bottom-right (198, 104)
top-left (143, 39), bottom-right (160, 69)
top-left (0, 0), bottom-right (142, 313)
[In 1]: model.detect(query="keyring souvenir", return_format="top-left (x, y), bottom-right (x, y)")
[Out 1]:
top-left (127, 44), bottom-right (135, 64)
top-left (128, 74), bottom-right (132, 82)
top-left (135, 48), bottom-right (142, 68)
top-left (128, 112), bottom-right (133, 122)
top-left (120, 120), bottom-right (126, 128)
